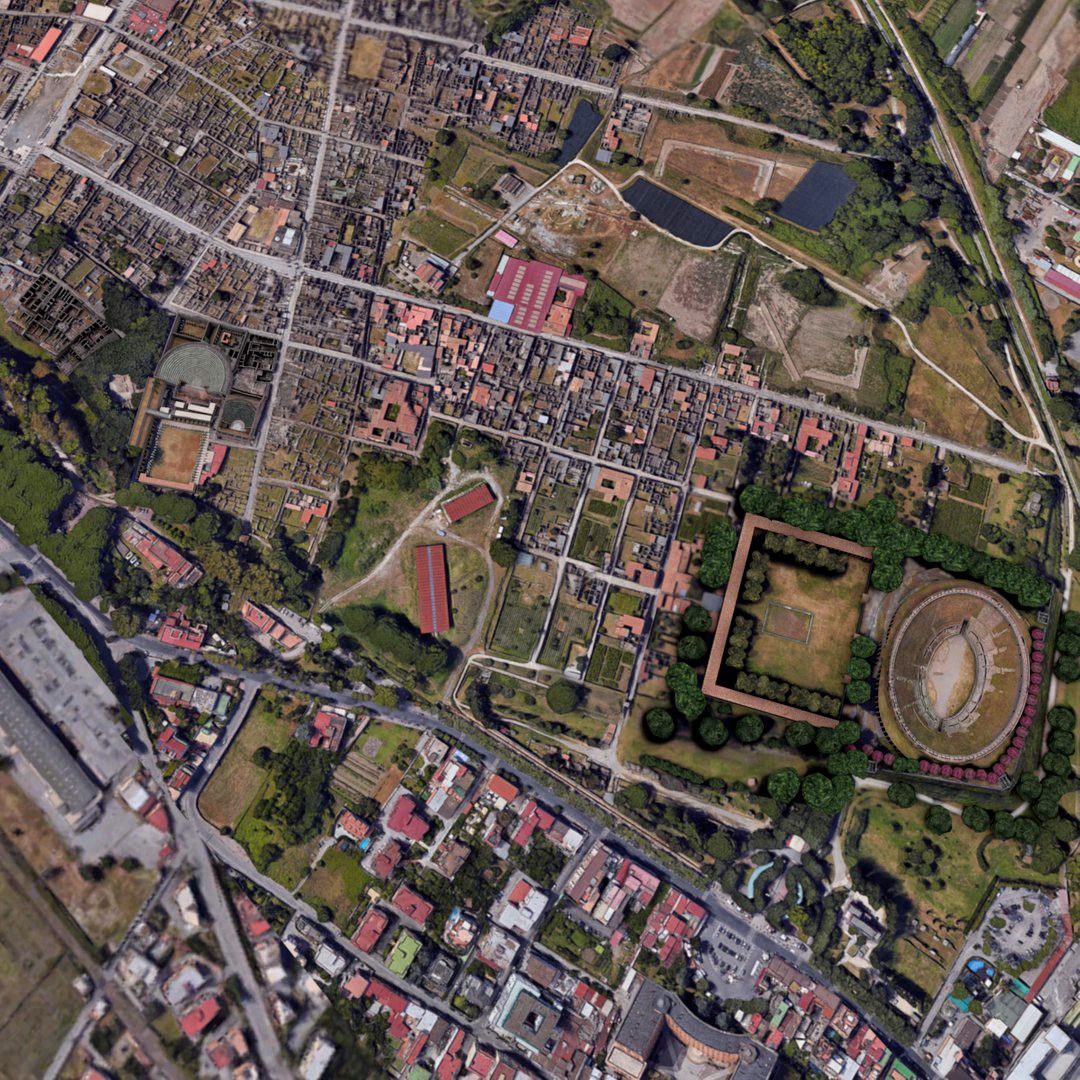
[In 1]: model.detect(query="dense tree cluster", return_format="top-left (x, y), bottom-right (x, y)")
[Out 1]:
top-left (739, 485), bottom-right (1053, 609)
top-left (801, 771), bottom-right (855, 814)
top-left (698, 518), bottom-right (738, 590)
top-left (645, 707), bottom-right (676, 741)
top-left (773, 13), bottom-right (890, 106)
top-left (724, 615), bottom-right (755, 671)
top-left (665, 662), bottom-right (706, 721)
top-left (335, 604), bottom-right (451, 679)
top-left (740, 551), bottom-right (770, 603)
top-left (778, 268), bottom-right (836, 307)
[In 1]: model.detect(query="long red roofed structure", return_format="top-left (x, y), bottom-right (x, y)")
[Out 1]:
top-left (415, 544), bottom-right (450, 635)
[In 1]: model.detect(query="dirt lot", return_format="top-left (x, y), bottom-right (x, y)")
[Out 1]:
top-left (0, 775), bottom-right (155, 951)
top-left (604, 230), bottom-right (689, 307)
top-left (60, 123), bottom-right (111, 162)
top-left (660, 142), bottom-right (805, 202)
top-left (658, 251), bottom-right (738, 341)
top-left (348, 33), bottom-right (386, 80)
top-left (863, 240), bottom-right (929, 306)
top-left (982, 0), bottom-right (1080, 166)
top-left (145, 424), bottom-right (204, 486)
top-left (609, 0), bottom-right (673, 31)
top-left (516, 174), bottom-right (632, 263)
top-left (640, 0), bottom-right (730, 58)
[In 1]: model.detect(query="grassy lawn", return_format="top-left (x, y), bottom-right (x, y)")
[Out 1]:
top-left (0, 306), bottom-right (50, 359)
top-left (404, 209), bottom-right (472, 258)
top-left (299, 846), bottom-right (375, 928)
top-left (742, 556), bottom-right (870, 697)
top-left (1045, 60), bottom-right (1080, 142)
top-left (0, 871), bottom-right (83, 1080)
top-left (618, 715), bottom-right (809, 787)
top-left (358, 717), bottom-right (420, 769)
top-left (200, 687), bottom-right (303, 830)
top-left (233, 792), bottom-right (323, 892)
top-left (322, 480), bottom-right (431, 597)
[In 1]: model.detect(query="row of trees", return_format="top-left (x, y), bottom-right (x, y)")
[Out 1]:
top-left (733, 670), bottom-right (843, 718)
top-left (739, 551), bottom-right (770, 604)
top-left (761, 530), bottom-right (848, 573)
top-left (739, 485), bottom-right (1053, 609)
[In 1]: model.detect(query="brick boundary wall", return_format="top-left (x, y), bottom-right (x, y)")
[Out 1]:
top-left (701, 514), bottom-right (873, 728)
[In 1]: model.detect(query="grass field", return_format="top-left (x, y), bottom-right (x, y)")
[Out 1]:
top-left (569, 516), bottom-right (617, 566)
top-left (743, 556), bottom-right (870, 696)
top-left (299, 846), bottom-right (374, 928)
top-left (930, 498), bottom-right (984, 545)
top-left (200, 687), bottom-right (303, 829)
top-left (404, 210), bottom-right (472, 259)
top-left (618, 712), bottom-right (809, 788)
top-left (842, 789), bottom-right (1059, 983)
top-left (480, 669), bottom-right (614, 744)
top-left (0, 775), bottom-right (154, 951)
top-left (0, 870), bottom-right (83, 1080)
top-left (1045, 61), bottom-right (1080, 143)
top-left (931, 0), bottom-right (976, 55)
top-left (322, 478), bottom-right (430, 596)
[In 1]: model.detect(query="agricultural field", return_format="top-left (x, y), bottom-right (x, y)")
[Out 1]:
top-left (586, 638), bottom-right (635, 691)
top-left (402, 209), bottom-right (472, 259)
top-left (569, 502), bottom-right (623, 566)
top-left (299, 846), bottom-right (375, 929)
top-left (489, 559), bottom-right (557, 661)
top-left (930, 498), bottom-right (985, 545)
top-left (0, 868), bottom-right (84, 1080)
top-left (1045, 60), bottom-right (1080, 141)
top-left (539, 589), bottom-right (599, 671)
top-left (742, 555), bottom-right (871, 697)
top-left (333, 718), bottom-right (419, 807)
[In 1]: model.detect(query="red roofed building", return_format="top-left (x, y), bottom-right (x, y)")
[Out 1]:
top-left (334, 808), bottom-right (371, 843)
top-left (391, 884), bottom-right (434, 926)
top-left (29, 26), bottom-right (63, 63)
top-left (486, 255), bottom-right (587, 335)
top-left (366, 978), bottom-right (408, 1014)
top-left (178, 995), bottom-right (222, 1039)
top-left (388, 794), bottom-right (430, 841)
top-left (156, 724), bottom-right (189, 761)
top-left (415, 544), bottom-right (451, 635)
top-left (443, 483), bottom-right (495, 524)
top-left (370, 839), bottom-right (404, 880)
top-left (157, 607), bottom-right (206, 651)
top-left (352, 907), bottom-right (389, 952)
top-left (309, 709), bottom-right (348, 752)
top-left (485, 773), bottom-right (519, 811)
top-left (342, 973), bottom-right (370, 1000)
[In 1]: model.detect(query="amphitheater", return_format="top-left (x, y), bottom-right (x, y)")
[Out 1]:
top-left (880, 580), bottom-right (1030, 764)
top-left (156, 341), bottom-right (230, 396)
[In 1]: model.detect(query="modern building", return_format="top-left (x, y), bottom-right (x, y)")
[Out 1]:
top-left (0, 665), bottom-right (100, 828)
top-left (608, 980), bottom-right (776, 1080)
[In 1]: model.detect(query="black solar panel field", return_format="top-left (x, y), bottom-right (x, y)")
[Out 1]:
top-left (623, 179), bottom-right (733, 246)
top-left (776, 161), bottom-right (856, 230)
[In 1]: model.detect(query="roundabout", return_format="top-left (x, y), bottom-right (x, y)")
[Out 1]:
top-left (879, 580), bottom-right (1030, 765)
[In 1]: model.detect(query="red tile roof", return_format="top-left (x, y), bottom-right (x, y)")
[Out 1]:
top-left (178, 995), bottom-right (222, 1038)
top-left (388, 794), bottom-right (430, 841)
top-left (352, 907), bottom-right (389, 952)
top-left (415, 544), bottom-right (451, 635)
top-left (487, 774), bottom-right (519, 804)
top-left (443, 483), bottom-right (495, 523)
top-left (391, 884), bottom-right (434, 926)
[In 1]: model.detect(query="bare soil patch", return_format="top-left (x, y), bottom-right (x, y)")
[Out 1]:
top-left (658, 251), bottom-right (737, 341)
top-left (348, 34), bottom-right (386, 80)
